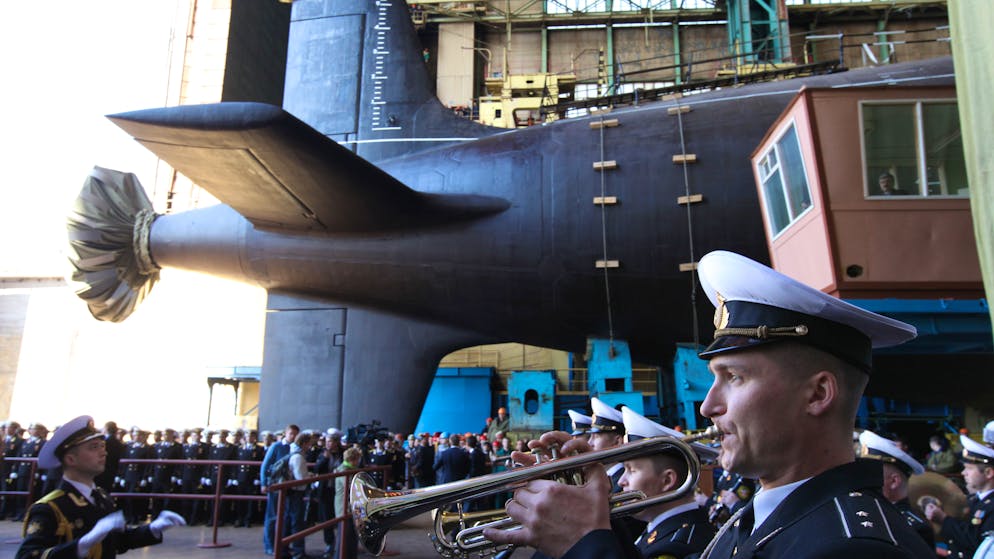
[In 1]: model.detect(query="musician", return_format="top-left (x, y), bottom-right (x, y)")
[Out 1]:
top-left (485, 250), bottom-right (933, 559)
top-left (707, 471), bottom-right (754, 527)
top-left (16, 415), bottom-right (184, 559)
top-left (588, 398), bottom-right (628, 492)
top-left (620, 408), bottom-right (715, 559)
top-left (857, 430), bottom-right (934, 549)
top-left (568, 410), bottom-right (592, 440)
top-left (926, 435), bottom-right (994, 557)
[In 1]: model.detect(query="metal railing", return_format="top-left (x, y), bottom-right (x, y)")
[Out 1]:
top-left (1, 455), bottom-right (390, 555)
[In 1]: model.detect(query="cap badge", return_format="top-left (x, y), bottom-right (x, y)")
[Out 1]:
top-left (714, 293), bottom-right (729, 330)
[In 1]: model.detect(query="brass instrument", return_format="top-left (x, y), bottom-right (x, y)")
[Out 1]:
top-left (351, 426), bottom-right (720, 558)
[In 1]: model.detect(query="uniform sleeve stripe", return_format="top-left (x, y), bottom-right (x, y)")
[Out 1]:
top-left (833, 497), bottom-right (852, 538)
top-left (874, 499), bottom-right (898, 545)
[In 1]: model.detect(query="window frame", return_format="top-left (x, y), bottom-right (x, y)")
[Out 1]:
top-left (755, 118), bottom-right (814, 240)
top-left (859, 98), bottom-right (968, 200)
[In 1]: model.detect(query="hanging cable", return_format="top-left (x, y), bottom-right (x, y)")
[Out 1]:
top-left (597, 116), bottom-right (616, 355)
top-left (674, 100), bottom-right (700, 349)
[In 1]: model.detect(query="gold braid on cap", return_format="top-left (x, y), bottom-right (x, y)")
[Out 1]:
top-left (713, 324), bottom-right (809, 340)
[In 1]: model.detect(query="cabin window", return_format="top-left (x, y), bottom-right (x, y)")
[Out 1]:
top-left (756, 123), bottom-right (812, 237)
top-left (861, 100), bottom-right (968, 198)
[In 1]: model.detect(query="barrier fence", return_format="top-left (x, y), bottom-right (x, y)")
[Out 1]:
top-left (1, 455), bottom-right (390, 557)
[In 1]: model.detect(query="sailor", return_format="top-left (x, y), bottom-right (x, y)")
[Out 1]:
top-left (485, 250), bottom-right (933, 559)
top-left (589, 397), bottom-right (628, 492)
top-left (927, 434), bottom-right (994, 558)
top-left (707, 471), bottom-right (755, 527)
top-left (620, 407), bottom-right (716, 559)
top-left (857, 430), bottom-right (934, 548)
top-left (15, 415), bottom-right (184, 559)
top-left (568, 410), bottom-right (593, 439)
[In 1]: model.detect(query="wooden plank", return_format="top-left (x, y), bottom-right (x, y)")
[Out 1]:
top-left (667, 105), bottom-right (691, 115)
top-left (595, 260), bottom-right (620, 269)
top-left (593, 160), bottom-right (618, 171)
top-left (662, 93), bottom-right (683, 101)
top-left (590, 107), bottom-right (613, 115)
top-left (672, 154), bottom-right (698, 164)
top-left (593, 196), bottom-right (618, 205)
top-left (679, 262), bottom-right (699, 272)
top-left (589, 118), bottom-right (620, 129)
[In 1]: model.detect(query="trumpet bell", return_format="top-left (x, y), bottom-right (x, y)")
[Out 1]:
top-left (351, 471), bottom-right (390, 555)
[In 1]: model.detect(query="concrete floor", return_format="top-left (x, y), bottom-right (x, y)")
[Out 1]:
top-left (0, 512), bottom-right (491, 559)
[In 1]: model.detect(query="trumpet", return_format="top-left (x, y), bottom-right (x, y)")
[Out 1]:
top-left (351, 426), bottom-right (720, 558)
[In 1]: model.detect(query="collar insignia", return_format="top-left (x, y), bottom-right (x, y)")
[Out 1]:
top-left (68, 493), bottom-right (88, 508)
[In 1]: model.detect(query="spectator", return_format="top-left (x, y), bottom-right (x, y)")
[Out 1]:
top-left (287, 433), bottom-right (315, 559)
top-left (926, 434), bottom-right (960, 474)
top-left (261, 424), bottom-right (300, 556)
top-left (334, 447), bottom-right (363, 559)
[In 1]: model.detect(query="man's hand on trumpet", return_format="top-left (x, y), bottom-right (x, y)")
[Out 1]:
top-left (483, 431), bottom-right (613, 559)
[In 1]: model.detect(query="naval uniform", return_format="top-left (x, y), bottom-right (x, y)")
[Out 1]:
top-left (938, 489), bottom-right (994, 558)
top-left (892, 498), bottom-right (935, 550)
top-left (636, 504), bottom-right (715, 559)
top-left (699, 460), bottom-right (934, 558)
top-left (16, 480), bottom-right (160, 559)
top-left (563, 461), bottom-right (933, 559)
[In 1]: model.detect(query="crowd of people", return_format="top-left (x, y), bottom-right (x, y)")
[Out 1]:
top-left (1, 407), bottom-right (540, 559)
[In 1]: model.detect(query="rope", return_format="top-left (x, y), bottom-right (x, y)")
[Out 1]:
top-left (674, 99), bottom-right (700, 349)
top-left (598, 117), bottom-right (616, 349)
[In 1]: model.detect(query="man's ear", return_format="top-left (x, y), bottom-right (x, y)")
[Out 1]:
top-left (805, 370), bottom-right (837, 416)
top-left (662, 468), bottom-right (681, 492)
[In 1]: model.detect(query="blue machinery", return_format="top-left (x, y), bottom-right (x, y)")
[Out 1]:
top-left (415, 299), bottom-right (990, 435)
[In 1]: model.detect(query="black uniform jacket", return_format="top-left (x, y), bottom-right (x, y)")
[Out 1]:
top-left (562, 460), bottom-right (934, 559)
top-left (702, 460), bottom-right (935, 559)
top-left (637, 506), bottom-right (715, 559)
top-left (892, 498), bottom-right (935, 550)
top-left (939, 491), bottom-right (994, 558)
top-left (16, 480), bottom-right (160, 559)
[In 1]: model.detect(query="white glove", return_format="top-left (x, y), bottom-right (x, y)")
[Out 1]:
top-left (9, 472), bottom-right (17, 480)
top-left (77, 511), bottom-right (125, 558)
top-left (149, 510), bottom-right (186, 537)
top-left (231, 480), bottom-right (239, 487)
top-left (139, 479), bottom-right (147, 488)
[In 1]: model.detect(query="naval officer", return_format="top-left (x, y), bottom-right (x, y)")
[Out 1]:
top-left (857, 430), bottom-right (934, 549)
top-left (588, 398), bottom-right (628, 492)
top-left (620, 407), bottom-right (716, 559)
top-left (568, 410), bottom-right (593, 440)
top-left (927, 434), bottom-right (994, 558)
top-left (484, 250), bottom-right (933, 559)
top-left (16, 415), bottom-right (185, 559)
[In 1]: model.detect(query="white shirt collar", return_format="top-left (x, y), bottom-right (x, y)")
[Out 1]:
top-left (751, 477), bottom-right (810, 533)
top-left (636, 502), bottom-right (701, 544)
top-left (63, 478), bottom-right (97, 505)
top-left (978, 488), bottom-right (994, 501)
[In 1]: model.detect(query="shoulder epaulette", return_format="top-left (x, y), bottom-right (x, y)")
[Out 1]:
top-left (831, 492), bottom-right (898, 545)
top-left (670, 522), bottom-right (697, 544)
top-left (34, 489), bottom-right (65, 504)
